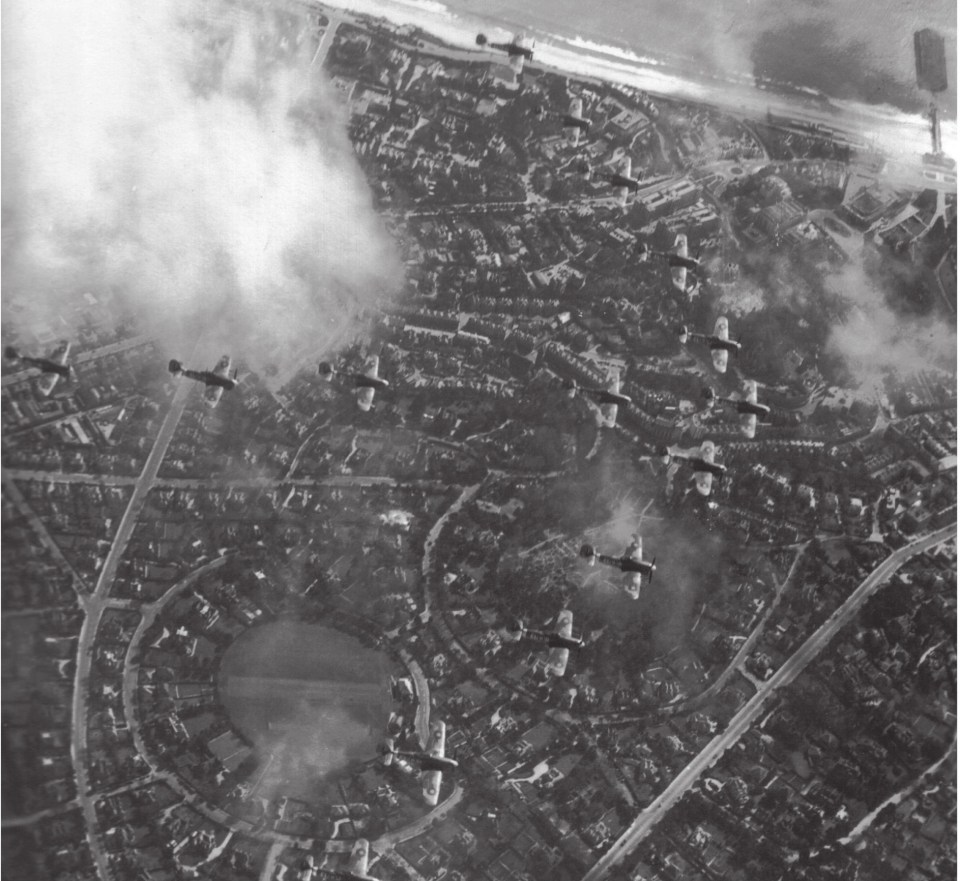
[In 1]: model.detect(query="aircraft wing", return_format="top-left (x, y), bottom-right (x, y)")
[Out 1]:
top-left (671, 234), bottom-right (688, 290)
top-left (625, 536), bottom-right (644, 599)
top-left (600, 368), bottom-right (620, 427)
top-left (204, 386), bottom-right (225, 408)
top-left (347, 839), bottom-right (370, 877)
top-left (423, 768), bottom-right (442, 806)
top-left (422, 721), bottom-right (445, 805)
top-left (37, 342), bottom-right (72, 395)
top-left (357, 386), bottom-right (376, 412)
top-left (671, 264), bottom-right (687, 292)
top-left (695, 440), bottom-right (716, 495)
top-left (357, 356), bottom-right (379, 411)
top-left (566, 97), bottom-right (584, 145)
top-left (50, 341), bottom-right (71, 366)
top-left (37, 373), bottom-right (59, 396)
top-left (361, 355), bottom-right (380, 381)
top-left (212, 355), bottom-right (231, 378)
top-left (426, 721), bottom-right (445, 758)
top-left (712, 348), bottom-right (729, 373)
top-left (619, 156), bottom-right (633, 206)
top-left (695, 471), bottom-right (714, 496)
top-left (547, 610), bottom-right (573, 676)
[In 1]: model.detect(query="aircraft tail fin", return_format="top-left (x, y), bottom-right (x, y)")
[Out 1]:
top-left (563, 378), bottom-right (578, 398)
top-left (677, 325), bottom-right (689, 344)
top-left (318, 361), bottom-right (335, 380)
top-left (649, 558), bottom-right (656, 584)
top-left (168, 359), bottom-right (183, 375)
top-left (579, 543), bottom-right (597, 564)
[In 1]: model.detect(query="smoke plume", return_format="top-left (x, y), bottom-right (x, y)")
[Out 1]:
top-left (823, 260), bottom-right (957, 385)
top-left (2, 0), bottom-right (401, 377)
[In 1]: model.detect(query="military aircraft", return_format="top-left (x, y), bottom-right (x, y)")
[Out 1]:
top-left (168, 354), bottom-right (238, 407)
top-left (580, 534), bottom-right (656, 599)
top-left (585, 156), bottom-right (642, 206)
top-left (703, 379), bottom-right (770, 438)
top-left (511, 610), bottom-right (583, 676)
top-left (4, 341), bottom-right (72, 395)
top-left (659, 440), bottom-right (726, 496)
top-left (383, 721), bottom-right (457, 806)
top-left (678, 316), bottom-right (741, 373)
top-left (639, 233), bottom-right (701, 292)
top-left (535, 97), bottom-right (591, 145)
top-left (565, 368), bottom-right (630, 427)
top-left (476, 32), bottom-right (534, 73)
top-left (319, 355), bottom-right (388, 412)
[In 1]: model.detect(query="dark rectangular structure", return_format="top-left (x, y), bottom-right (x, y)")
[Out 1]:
top-left (914, 29), bottom-right (949, 93)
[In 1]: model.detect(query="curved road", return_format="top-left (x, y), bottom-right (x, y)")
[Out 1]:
top-left (71, 378), bottom-right (194, 880)
top-left (583, 523), bottom-right (956, 881)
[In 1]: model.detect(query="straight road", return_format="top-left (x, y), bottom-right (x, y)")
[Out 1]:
top-left (583, 523), bottom-right (956, 881)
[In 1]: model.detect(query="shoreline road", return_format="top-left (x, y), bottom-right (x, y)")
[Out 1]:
top-left (583, 523), bottom-right (956, 881)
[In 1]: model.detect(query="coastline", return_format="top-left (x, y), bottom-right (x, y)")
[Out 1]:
top-left (311, 0), bottom-right (957, 163)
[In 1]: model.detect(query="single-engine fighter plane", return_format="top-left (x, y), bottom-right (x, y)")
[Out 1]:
top-left (565, 368), bottom-right (630, 427)
top-left (511, 610), bottom-right (583, 676)
top-left (476, 32), bottom-right (534, 73)
top-left (5, 341), bottom-right (72, 395)
top-left (383, 721), bottom-right (457, 806)
top-left (319, 355), bottom-right (388, 412)
top-left (678, 316), bottom-right (741, 373)
top-left (168, 354), bottom-right (238, 407)
top-left (703, 379), bottom-right (770, 438)
top-left (639, 233), bottom-right (701, 292)
top-left (659, 440), bottom-right (726, 496)
top-left (535, 97), bottom-right (591, 145)
top-left (581, 534), bottom-right (656, 599)
top-left (585, 156), bottom-right (643, 206)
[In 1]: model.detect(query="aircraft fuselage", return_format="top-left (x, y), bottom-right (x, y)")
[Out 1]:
top-left (603, 173), bottom-right (641, 192)
top-left (22, 356), bottom-right (70, 377)
top-left (593, 551), bottom-right (653, 576)
top-left (183, 369), bottom-right (237, 390)
top-left (690, 459), bottom-right (727, 478)
top-left (726, 398), bottom-right (770, 418)
top-left (396, 752), bottom-right (459, 773)
top-left (708, 338), bottom-right (741, 355)
top-left (492, 42), bottom-right (534, 59)
top-left (668, 254), bottom-right (700, 271)
top-left (562, 114), bottom-right (591, 131)
top-left (592, 389), bottom-right (632, 407)
top-left (523, 628), bottom-right (584, 650)
top-left (355, 375), bottom-right (389, 391)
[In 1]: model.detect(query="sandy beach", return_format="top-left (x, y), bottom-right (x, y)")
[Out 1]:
top-left (313, 0), bottom-right (957, 163)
